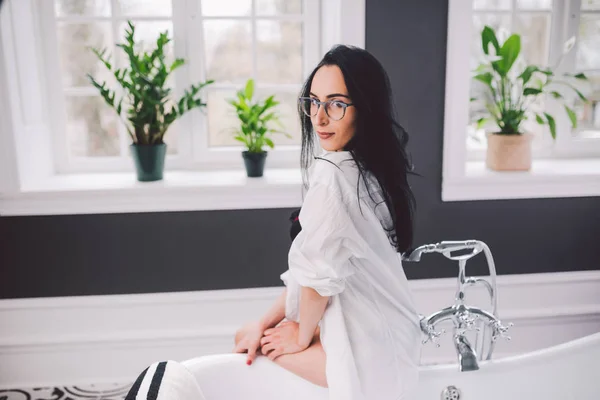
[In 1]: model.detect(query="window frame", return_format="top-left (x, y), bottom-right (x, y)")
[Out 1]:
top-left (38, 0), bottom-right (322, 174)
top-left (441, 0), bottom-right (600, 202)
top-left (465, 0), bottom-right (600, 162)
top-left (186, 0), bottom-right (322, 170)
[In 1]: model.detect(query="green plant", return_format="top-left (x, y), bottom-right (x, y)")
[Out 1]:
top-left (227, 79), bottom-right (291, 153)
top-left (87, 21), bottom-right (214, 145)
top-left (471, 25), bottom-right (590, 139)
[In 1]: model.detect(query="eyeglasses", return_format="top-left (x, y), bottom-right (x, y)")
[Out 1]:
top-left (298, 97), bottom-right (354, 121)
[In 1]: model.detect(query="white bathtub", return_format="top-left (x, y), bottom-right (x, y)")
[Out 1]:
top-left (182, 332), bottom-right (600, 400)
top-left (415, 332), bottom-right (600, 400)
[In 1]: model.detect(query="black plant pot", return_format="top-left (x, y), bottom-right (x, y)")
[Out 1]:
top-left (130, 143), bottom-right (167, 182)
top-left (242, 151), bottom-right (267, 177)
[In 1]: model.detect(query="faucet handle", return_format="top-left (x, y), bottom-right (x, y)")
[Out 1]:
top-left (422, 323), bottom-right (446, 347)
top-left (490, 319), bottom-right (513, 342)
top-left (456, 311), bottom-right (481, 336)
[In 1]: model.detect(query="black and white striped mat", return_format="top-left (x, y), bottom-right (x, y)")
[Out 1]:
top-left (124, 360), bottom-right (205, 400)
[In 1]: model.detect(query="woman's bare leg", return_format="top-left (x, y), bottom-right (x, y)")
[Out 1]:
top-left (235, 327), bottom-right (327, 388)
top-left (268, 328), bottom-right (327, 388)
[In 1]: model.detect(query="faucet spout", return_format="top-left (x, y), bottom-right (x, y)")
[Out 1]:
top-left (454, 334), bottom-right (479, 372)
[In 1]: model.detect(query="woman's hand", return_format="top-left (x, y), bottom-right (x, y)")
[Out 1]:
top-left (260, 320), bottom-right (309, 361)
top-left (233, 321), bottom-right (265, 365)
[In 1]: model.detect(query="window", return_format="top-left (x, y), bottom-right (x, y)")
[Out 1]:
top-left (38, 0), bottom-right (321, 174)
top-left (442, 0), bottom-right (600, 201)
top-left (569, 0), bottom-right (600, 140)
top-left (466, 0), bottom-right (600, 161)
top-left (0, 0), bottom-right (365, 216)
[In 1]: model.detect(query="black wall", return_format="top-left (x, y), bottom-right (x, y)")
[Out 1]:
top-left (1, 0), bottom-right (598, 299)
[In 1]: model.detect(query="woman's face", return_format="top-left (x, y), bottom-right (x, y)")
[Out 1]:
top-left (309, 65), bottom-right (357, 152)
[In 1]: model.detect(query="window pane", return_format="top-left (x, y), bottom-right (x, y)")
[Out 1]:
top-left (515, 13), bottom-right (551, 65)
top-left (469, 13), bottom-right (512, 148)
top-left (256, 0), bottom-right (302, 15)
top-left (572, 73), bottom-right (600, 139)
top-left (117, 0), bottom-right (172, 17)
top-left (207, 89), bottom-right (301, 147)
top-left (117, 21), bottom-right (176, 87)
top-left (473, 0), bottom-right (511, 10)
top-left (255, 89), bottom-right (301, 146)
top-left (201, 0), bottom-right (252, 16)
top-left (162, 113), bottom-right (179, 155)
top-left (160, 95), bottom-right (180, 155)
top-left (207, 89), bottom-right (244, 147)
top-left (576, 15), bottom-right (600, 70)
top-left (471, 13), bottom-right (511, 69)
top-left (55, 0), bottom-right (111, 17)
top-left (204, 20), bottom-right (252, 84)
top-left (517, 0), bottom-right (551, 9)
top-left (575, 15), bottom-right (600, 138)
top-left (57, 22), bottom-right (114, 88)
top-left (117, 21), bottom-right (175, 62)
top-left (65, 96), bottom-right (120, 157)
top-left (256, 21), bottom-right (303, 84)
top-left (582, 0), bottom-right (600, 10)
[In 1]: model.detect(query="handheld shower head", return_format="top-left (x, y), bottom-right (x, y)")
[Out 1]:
top-left (401, 244), bottom-right (437, 262)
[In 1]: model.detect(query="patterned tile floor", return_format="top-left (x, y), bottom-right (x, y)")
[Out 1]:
top-left (0, 383), bottom-right (133, 400)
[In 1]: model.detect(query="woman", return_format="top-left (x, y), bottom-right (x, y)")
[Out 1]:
top-left (188, 44), bottom-right (421, 400)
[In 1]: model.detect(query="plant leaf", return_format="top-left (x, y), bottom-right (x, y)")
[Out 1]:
top-left (474, 72), bottom-right (493, 86)
top-left (564, 105), bottom-right (577, 128)
top-left (497, 34), bottom-right (520, 76)
top-left (564, 72), bottom-right (588, 80)
top-left (549, 91), bottom-right (563, 99)
top-left (572, 87), bottom-right (587, 102)
top-left (535, 113), bottom-right (545, 125)
top-left (234, 135), bottom-right (248, 145)
top-left (170, 58), bottom-right (185, 72)
top-left (476, 117), bottom-right (488, 130)
top-left (544, 112), bottom-right (556, 140)
top-left (557, 81), bottom-right (588, 102)
top-left (519, 66), bottom-right (539, 85)
top-left (523, 87), bottom-right (542, 96)
top-left (244, 79), bottom-right (254, 100)
top-left (481, 25), bottom-right (500, 55)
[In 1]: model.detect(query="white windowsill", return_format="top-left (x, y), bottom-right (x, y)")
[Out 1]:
top-left (0, 169), bottom-right (304, 216)
top-left (2, 158), bottom-right (598, 216)
top-left (442, 158), bottom-right (600, 201)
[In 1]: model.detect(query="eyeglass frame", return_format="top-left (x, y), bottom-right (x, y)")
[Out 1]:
top-left (298, 96), bottom-right (355, 121)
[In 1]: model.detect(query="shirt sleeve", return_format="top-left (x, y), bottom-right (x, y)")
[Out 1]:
top-left (280, 270), bottom-right (291, 286)
top-left (287, 180), bottom-right (366, 297)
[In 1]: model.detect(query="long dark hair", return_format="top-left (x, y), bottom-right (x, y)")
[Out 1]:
top-left (298, 44), bottom-right (417, 254)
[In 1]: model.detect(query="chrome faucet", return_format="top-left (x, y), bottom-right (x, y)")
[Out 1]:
top-left (403, 240), bottom-right (513, 372)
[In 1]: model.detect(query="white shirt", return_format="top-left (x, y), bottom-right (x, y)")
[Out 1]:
top-left (280, 150), bottom-right (422, 400)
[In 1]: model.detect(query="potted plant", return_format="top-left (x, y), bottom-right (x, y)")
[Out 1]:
top-left (471, 25), bottom-right (590, 171)
top-left (227, 79), bottom-right (291, 177)
top-left (88, 21), bottom-right (214, 181)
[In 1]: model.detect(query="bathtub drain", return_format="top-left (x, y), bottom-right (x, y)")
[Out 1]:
top-left (441, 385), bottom-right (461, 400)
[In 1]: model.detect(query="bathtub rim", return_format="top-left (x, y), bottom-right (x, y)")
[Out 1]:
top-left (417, 331), bottom-right (600, 373)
